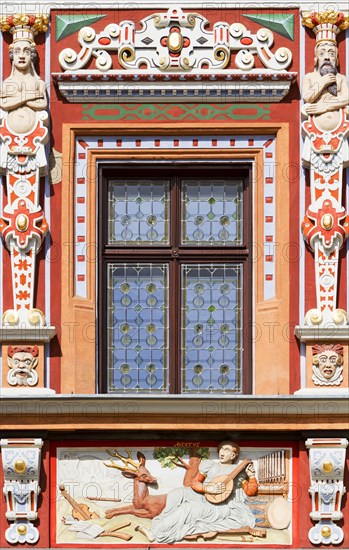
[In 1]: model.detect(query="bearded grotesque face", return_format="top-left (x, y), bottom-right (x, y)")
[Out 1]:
top-left (7, 346), bottom-right (39, 387)
top-left (315, 42), bottom-right (338, 96)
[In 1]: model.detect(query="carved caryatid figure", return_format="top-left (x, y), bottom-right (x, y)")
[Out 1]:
top-left (302, 40), bottom-right (349, 130)
top-left (0, 16), bottom-right (49, 328)
top-left (7, 345), bottom-right (39, 386)
top-left (301, 12), bottom-right (349, 328)
top-left (312, 344), bottom-right (344, 386)
top-left (0, 39), bottom-right (47, 135)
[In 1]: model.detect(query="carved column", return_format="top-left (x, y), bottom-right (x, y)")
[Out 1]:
top-left (1, 438), bottom-right (43, 544)
top-left (301, 11), bottom-right (349, 328)
top-left (0, 16), bottom-right (56, 393)
top-left (295, 11), bottom-right (349, 393)
top-left (0, 15), bottom-right (50, 330)
top-left (306, 438), bottom-right (348, 545)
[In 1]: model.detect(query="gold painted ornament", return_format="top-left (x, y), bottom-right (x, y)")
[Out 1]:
top-left (322, 460), bottom-right (333, 473)
top-left (14, 459), bottom-right (27, 473)
top-left (321, 526), bottom-right (332, 538)
top-left (17, 524), bottom-right (28, 535)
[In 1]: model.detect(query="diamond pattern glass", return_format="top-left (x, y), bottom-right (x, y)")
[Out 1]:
top-left (181, 263), bottom-right (242, 393)
top-left (181, 179), bottom-right (243, 245)
top-left (107, 263), bottom-right (169, 392)
top-left (108, 179), bottom-right (169, 245)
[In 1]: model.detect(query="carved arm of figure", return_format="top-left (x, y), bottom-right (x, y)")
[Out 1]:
top-left (191, 463), bottom-right (258, 497)
top-left (0, 80), bottom-right (47, 112)
top-left (302, 73), bottom-right (337, 103)
top-left (302, 73), bottom-right (349, 116)
top-left (241, 463), bottom-right (258, 497)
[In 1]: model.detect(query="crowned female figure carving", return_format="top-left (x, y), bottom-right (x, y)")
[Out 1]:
top-left (0, 17), bottom-right (49, 328)
top-left (0, 22), bottom-right (48, 172)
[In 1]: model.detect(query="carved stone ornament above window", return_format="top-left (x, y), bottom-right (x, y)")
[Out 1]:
top-left (53, 7), bottom-right (296, 103)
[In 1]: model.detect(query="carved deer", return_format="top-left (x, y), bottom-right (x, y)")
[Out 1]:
top-left (104, 449), bottom-right (201, 520)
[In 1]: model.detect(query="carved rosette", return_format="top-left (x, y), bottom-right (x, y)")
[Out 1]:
top-left (306, 438), bottom-right (348, 545)
top-left (301, 11), bottom-right (349, 328)
top-left (0, 15), bottom-right (49, 329)
top-left (0, 438), bottom-right (43, 544)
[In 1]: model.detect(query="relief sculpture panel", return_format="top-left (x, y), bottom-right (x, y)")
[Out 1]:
top-left (53, 441), bottom-right (293, 546)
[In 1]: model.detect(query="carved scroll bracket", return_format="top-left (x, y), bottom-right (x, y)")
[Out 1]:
top-left (306, 438), bottom-right (348, 545)
top-left (0, 438), bottom-right (43, 545)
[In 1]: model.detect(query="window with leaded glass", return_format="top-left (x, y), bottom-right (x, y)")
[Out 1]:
top-left (99, 165), bottom-right (251, 394)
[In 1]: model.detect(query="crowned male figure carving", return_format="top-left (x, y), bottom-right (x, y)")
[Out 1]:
top-left (301, 12), bottom-right (349, 328)
top-left (302, 40), bottom-right (349, 131)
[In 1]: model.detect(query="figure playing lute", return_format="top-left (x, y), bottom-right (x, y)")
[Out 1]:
top-left (137, 440), bottom-right (265, 544)
top-left (191, 442), bottom-right (258, 504)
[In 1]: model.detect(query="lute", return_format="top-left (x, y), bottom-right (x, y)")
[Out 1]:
top-left (205, 459), bottom-right (252, 504)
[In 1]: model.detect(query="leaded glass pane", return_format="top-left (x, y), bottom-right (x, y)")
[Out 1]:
top-left (108, 180), bottom-right (169, 245)
top-left (107, 263), bottom-right (169, 393)
top-left (181, 264), bottom-right (242, 393)
top-left (181, 179), bottom-right (243, 245)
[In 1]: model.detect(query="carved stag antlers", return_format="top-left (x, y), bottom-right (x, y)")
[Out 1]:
top-left (104, 449), bottom-right (150, 478)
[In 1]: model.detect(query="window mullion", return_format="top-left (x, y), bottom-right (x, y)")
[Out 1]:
top-left (169, 174), bottom-right (181, 394)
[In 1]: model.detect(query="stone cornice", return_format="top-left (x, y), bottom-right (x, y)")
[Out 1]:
top-left (53, 71), bottom-right (297, 104)
top-left (0, 395), bottom-right (348, 432)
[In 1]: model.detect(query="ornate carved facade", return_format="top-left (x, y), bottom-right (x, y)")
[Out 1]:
top-left (0, 2), bottom-right (348, 548)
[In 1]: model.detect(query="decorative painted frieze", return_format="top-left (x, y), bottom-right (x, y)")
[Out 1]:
top-left (0, 438), bottom-right (43, 544)
top-left (306, 438), bottom-right (348, 545)
top-left (53, 7), bottom-right (296, 103)
top-left (0, 15), bottom-right (54, 335)
top-left (300, 11), bottom-right (349, 328)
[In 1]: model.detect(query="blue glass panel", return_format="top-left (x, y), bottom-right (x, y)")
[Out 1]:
top-left (181, 264), bottom-right (242, 393)
top-left (181, 179), bottom-right (243, 246)
top-left (108, 180), bottom-right (169, 245)
top-left (107, 263), bottom-right (169, 392)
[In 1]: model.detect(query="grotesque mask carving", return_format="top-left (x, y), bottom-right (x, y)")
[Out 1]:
top-left (7, 345), bottom-right (39, 386)
top-left (312, 344), bottom-right (343, 386)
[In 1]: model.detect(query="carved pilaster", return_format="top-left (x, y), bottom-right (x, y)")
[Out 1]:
top-left (299, 11), bottom-right (349, 329)
top-left (0, 438), bottom-right (43, 544)
top-left (306, 438), bottom-right (348, 545)
top-left (0, 15), bottom-right (53, 333)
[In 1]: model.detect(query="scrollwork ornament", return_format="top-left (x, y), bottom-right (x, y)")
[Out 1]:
top-left (256, 27), bottom-right (273, 45)
top-left (6, 522), bottom-right (40, 545)
top-left (332, 308), bottom-right (348, 326)
top-left (2, 309), bottom-right (20, 326)
top-left (235, 50), bottom-right (255, 71)
top-left (305, 309), bottom-right (323, 326)
top-left (27, 308), bottom-right (45, 327)
top-left (214, 47), bottom-right (229, 66)
top-left (57, 7), bottom-right (293, 73)
top-left (230, 23), bottom-right (245, 39)
top-left (119, 47), bottom-right (135, 65)
top-left (79, 26), bottom-right (96, 43)
top-left (95, 50), bottom-right (112, 71)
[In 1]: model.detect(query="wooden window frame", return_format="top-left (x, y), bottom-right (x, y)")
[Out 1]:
top-left (98, 163), bottom-right (252, 394)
